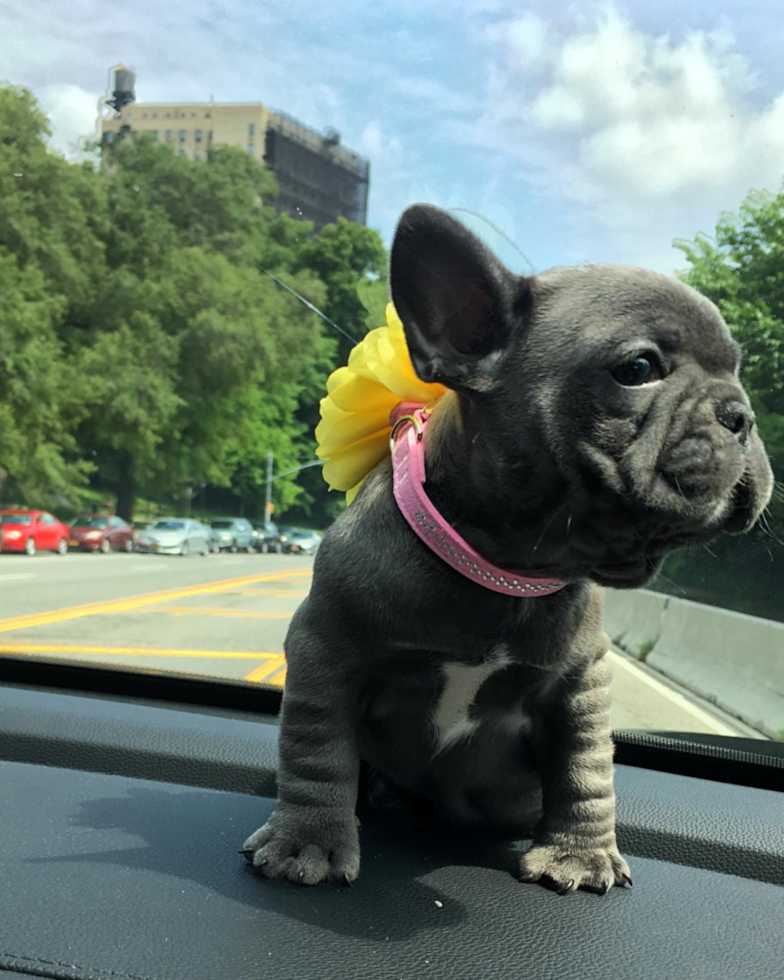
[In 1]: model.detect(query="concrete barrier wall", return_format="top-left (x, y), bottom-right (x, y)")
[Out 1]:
top-left (604, 589), bottom-right (784, 739)
top-left (603, 589), bottom-right (669, 659)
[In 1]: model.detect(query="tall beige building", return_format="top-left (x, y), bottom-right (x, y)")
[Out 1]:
top-left (99, 84), bottom-right (370, 231)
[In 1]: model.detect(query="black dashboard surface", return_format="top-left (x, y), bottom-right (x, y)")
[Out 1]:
top-left (0, 683), bottom-right (782, 980)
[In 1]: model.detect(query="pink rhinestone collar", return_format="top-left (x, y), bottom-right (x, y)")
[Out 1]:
top-left (389, 403), bottom-right (566, 597)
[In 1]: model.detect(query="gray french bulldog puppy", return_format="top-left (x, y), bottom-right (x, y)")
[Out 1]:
top-left (242, 204), bottom-right (773, 893)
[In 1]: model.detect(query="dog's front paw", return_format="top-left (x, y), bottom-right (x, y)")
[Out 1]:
top-left (241, 806), bottom-right (360, 886)
top-left (519, 841), bottom-right (632, 895)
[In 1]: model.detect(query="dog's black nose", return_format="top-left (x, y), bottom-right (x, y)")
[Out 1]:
top-left (715, 399), bottom-right (754, 441)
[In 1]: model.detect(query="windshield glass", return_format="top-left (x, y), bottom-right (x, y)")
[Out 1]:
top-left (0, 1), bottom-right (781, 745)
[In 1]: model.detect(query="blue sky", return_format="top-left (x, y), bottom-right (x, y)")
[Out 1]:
top-left (3, 0), bottom-right (784, 274)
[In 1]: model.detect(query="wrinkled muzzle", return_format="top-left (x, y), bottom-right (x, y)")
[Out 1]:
top-left (618, 380), bottom-right (772, 536)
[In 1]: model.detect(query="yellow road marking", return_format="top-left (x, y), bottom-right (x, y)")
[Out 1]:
top-left (245, 655), bottom-right (287, 686)
top-left (226, 589), bottom-right (309, 597)
top-left (0, 643), bottom-right (280, 660)
top-left (262, 665), bottom-right (286, 687)
top-left (0, 568), bottom-right (311, 634)
top-left (137, 606), bottom-right (293, 619)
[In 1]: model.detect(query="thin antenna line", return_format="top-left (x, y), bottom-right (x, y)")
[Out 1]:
top-left (448, 207), bottom-right (537, 274)
top-left (256, 263), bottom-right (359, 345)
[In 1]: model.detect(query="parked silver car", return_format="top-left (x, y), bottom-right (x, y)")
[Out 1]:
top-left (208, 518), bottom-right (255, 552)
top-left (134, 519), bottom-right (212, 556)
top-left (281, 528), bottom-right (322, 556)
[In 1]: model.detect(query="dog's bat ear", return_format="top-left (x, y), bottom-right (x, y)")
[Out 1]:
top-left (390, 204), bottom-right (527, 391)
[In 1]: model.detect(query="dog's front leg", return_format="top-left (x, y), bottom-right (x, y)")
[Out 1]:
top-left (242, 631), bottom-right (360, 886)
top-left (520, 654), bottom-right (631, 894)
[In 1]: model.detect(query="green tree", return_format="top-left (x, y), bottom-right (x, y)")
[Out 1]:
top-left (0, 85), bottom-right (389, 526)
top-left (102, 137), bottom-right (279, 266)
top-left (0, 256), bottom-right (90, 506)
top-left (78, 135), bottom-right (334, 519)
top-left (0, 86), bottom-right (107, 309)
top-left (152, 250), bottom-right (329, 513)
top-left (0, 84), bottom-right (104, 505)
top-left (222, 381), bottom-right (309, 517)
top-left (295, 217), bottom-right (388, 364)
top-left (285, 218), bottom-right (388, 525)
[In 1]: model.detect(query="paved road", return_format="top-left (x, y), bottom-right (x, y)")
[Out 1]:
top-left (0, 550), bottom-right (754, 736)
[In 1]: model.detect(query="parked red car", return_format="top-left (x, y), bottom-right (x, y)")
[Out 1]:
top-left (0, 510), bottom-right (70, 556)
top-left (68, 515), bottom-right (133, 553)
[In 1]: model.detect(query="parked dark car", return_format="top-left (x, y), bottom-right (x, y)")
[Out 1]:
top-left (1, 510), bottom-right (70, 556)
top-left (208, 518), bottom-right (254, 552)
top-left (68, 516), bottom-right (133, 553)
top-left (251, 521), bottom-right (283, 553)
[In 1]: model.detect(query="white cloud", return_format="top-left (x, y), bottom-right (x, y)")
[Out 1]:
top-left (486, 11), bottom-right (553, 72)
top-left (355, 119), bottom-right (403, 167)
top-left (467, 3), bottom-right (784, 270)
top-left (38, 83), bottom-right (99, 156)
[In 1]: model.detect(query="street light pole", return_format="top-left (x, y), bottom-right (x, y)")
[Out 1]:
top-left (265, 452), bottom-right (273, 523)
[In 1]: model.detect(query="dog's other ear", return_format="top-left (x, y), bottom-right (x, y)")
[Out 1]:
top-left (390, 204), bottom-right (524, 390)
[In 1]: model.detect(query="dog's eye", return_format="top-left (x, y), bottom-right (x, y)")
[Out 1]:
top-left (611, 355), bottom-right (661, 387)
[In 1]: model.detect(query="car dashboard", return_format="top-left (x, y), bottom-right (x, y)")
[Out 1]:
top-left (0, 660), bottom-right (781, 980)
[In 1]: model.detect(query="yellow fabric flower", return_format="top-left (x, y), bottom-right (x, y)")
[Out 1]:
top-left (316, 303), bottom-right (447, 504)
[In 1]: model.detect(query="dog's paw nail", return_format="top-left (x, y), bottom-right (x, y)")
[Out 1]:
top-left (599, 880), bottom-right (610, 895)
top-left (343, 874), bottom-right (353, 888)
top-left (298, 869), bottom-right (306, 880)
top-left (557, 879), bottom-right (575, 896)
top-left (622, 874), bottom-right (633, 887)
top-left (238, 849), bottom-right (254, 861)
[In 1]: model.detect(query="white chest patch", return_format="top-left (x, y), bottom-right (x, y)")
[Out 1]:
top-left (431, 648), bottom-right (512, 753)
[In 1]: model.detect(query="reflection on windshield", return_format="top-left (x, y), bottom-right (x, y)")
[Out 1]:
top-left (1, 514), bottom-right (32, 525)
top-left (71, 518), bottom-right (108, 528)
top-left (151, 521), bottom-right (185, 531)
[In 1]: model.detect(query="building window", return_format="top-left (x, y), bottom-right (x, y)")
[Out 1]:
top-left (194, 150), bottom-right (201, 161)
top-left (249, 123), bottom-right (255, 137)
top-left (150, 130), bottom-right (158, 141)
top-left (103, 131), bottom-right (114, 143)
top-left (248, 144), bottom-right (255, 154)
top-left (181, 111), bottom-right (187, 118)
top-left (166, 112), bottom-right (171, 118)
top-left (194, 129), bottom-right (202, 142)
top-left (153, 112), bottom-right (158, 119)
top-left (143, 112), bottom-right (147, 119)
top-left (165, 130), bottom-right (172, 141)
top-left (191, 111), bottom-right (196, 117)
top-left (179, 150), bottom-right (186, 158)
top-left (125, 112), bottom-right (131, 122)
top-left (179, 130), bottom-right (187, 141)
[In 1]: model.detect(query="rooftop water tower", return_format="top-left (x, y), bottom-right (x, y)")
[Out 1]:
top-left (104, 64), bottom-right (136, 115)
